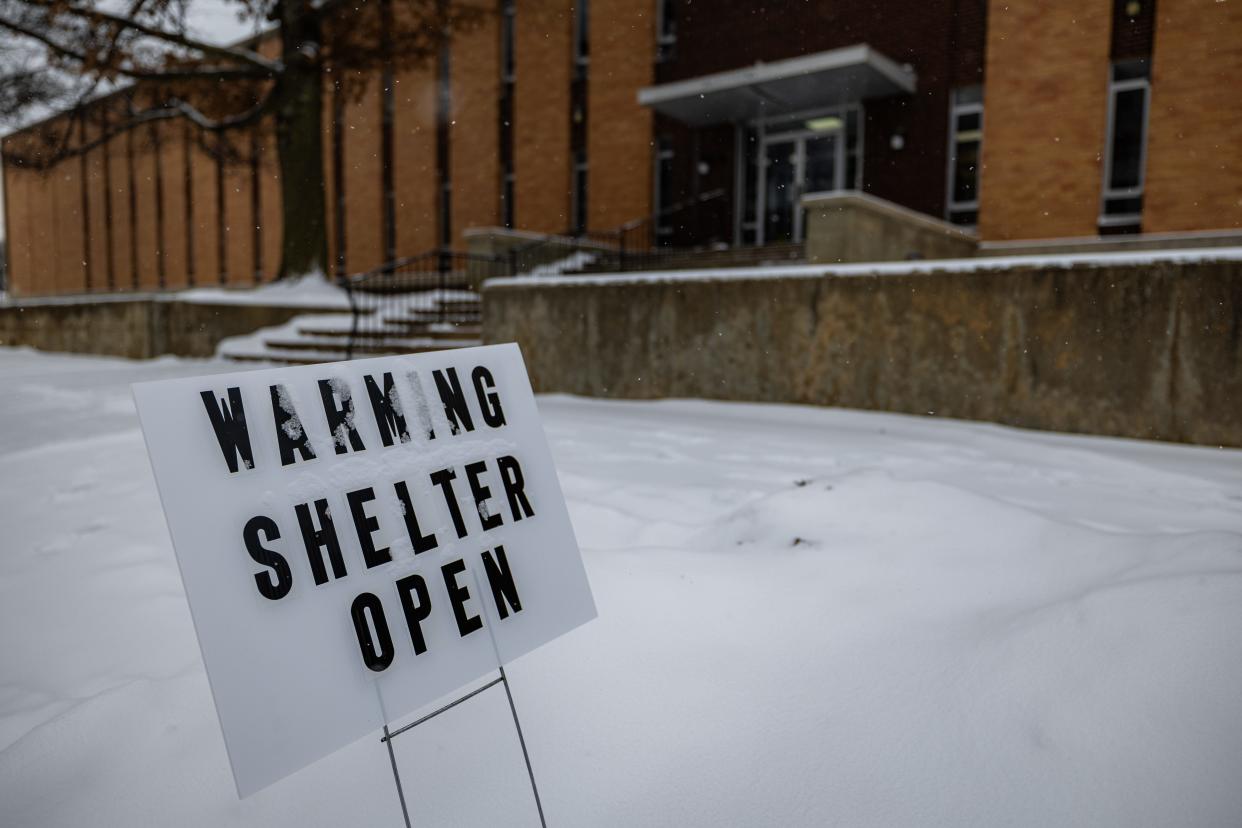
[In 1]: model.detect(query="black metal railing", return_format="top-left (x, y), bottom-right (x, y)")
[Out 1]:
top-left (505, 217), bottom-right (658, 276)
top-left (336, 198), bottom-right (742, 359)
top-left (339, 249), bottom-right (507, 360)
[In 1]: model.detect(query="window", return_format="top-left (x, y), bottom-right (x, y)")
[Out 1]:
top-left (500, 1), bottom-right (515, 83)
top-left (1100, 59), bottom-right (1150, 229)
top-left (436, 43), bottom-right (452, 246)
top-left (654, 137), bottom-right (675, 243)
top-left (946, 85), bottom-right (983, 227)
top-left (844, 107), bottom-right (861, 191)
top-left (502, 172), bottom-right (515, 229)
top-left (498, 0), bottom-right (515, 227)
top-left (574, 0), bottom-right (589, 80)
top-left (570, 0), bottom-right (589, 233)
top-left (656, 0), bottom-right (676, 62)
top-left (572, 150), bottom-right (588, 234)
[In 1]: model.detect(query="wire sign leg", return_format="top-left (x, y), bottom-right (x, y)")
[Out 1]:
top-left (376, 682), bottom-right (413, 828)
top-left (383, 722), bottom-right (414, 828)
top-left (377, 568), bottom-right (551, 827)
top-left (500, 665), bottom-right (548, 828)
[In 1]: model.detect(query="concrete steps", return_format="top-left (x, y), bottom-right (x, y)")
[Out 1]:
top-left (221, 293), bottom-right (482, 365)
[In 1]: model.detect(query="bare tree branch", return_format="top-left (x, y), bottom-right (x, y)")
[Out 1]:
top-left (60, 3), bottom-right (283, 75)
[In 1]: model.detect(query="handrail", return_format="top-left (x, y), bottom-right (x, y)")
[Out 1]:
top-left (343, 247), bottom-right (508, 285)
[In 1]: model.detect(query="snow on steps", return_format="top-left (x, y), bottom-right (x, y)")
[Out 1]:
top-left (218, 294), bottom-right (481, 365)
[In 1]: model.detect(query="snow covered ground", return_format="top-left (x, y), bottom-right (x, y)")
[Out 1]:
top-left (2, 347), bottom-right (1241, 827)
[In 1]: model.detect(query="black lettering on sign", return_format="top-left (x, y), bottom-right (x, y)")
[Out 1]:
top-left (394, 573), bottom-right (432, 655)
top-left (243, 515), bottom-right (292, 600)
top-left (430, 467), bottom-right (469, 539)
top-left (432, 367), bottom-right (474, 435)
top-left (200, 387), bottom-right (255, 473)
top-left (269, 384), bottom-right (316, 466)
top-left (481, 545), bottom-right (522, 619)
top-left (350, 592), bottom-right (394, 672)
top-left (464, 460), bottom-right (503, 531)
top-left (364, 373), bottom-right (411, 448)
top-left (346, 487), bottom-right (392, 569)
top-left (393, 480), bottom-right (438, 554)
top-left (471, 366), bottom-right (506, 428)
top-left (496, 455), bottom-right (535, 520)
top-left (441, 558), bottom-right (483, 638)
top-left (403, 372), bottom-right (437, 441)
top-left (318, 378), bottom-right (366, 455)
top-left (295, 498), bottom-right (348, 585)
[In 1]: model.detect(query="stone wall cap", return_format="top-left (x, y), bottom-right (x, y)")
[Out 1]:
top-left (800, 190), bottom-right (977, 240)
top-left (484, 245), bottom-right (1242, 290)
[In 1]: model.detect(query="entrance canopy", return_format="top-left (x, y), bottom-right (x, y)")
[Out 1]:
top-left (638, 44), bottom-right (917, 127)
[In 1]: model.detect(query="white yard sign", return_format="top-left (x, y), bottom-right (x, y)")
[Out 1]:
top-left (132, 344), bottom-right (595, 797)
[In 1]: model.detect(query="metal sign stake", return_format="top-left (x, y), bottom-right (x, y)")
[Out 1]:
top-left (377, 672), bottom-right (545, 828)
top-left (375, 566), bottom-right (549, 827)
top-left (498, 663), bottom-right (548, 827)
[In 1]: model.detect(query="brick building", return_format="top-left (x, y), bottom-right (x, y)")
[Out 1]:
top-left (3, 0), bottom-right (1240, 297)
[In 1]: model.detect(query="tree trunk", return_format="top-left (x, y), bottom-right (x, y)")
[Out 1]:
top-left (274, 1), bottom-right (328, 280)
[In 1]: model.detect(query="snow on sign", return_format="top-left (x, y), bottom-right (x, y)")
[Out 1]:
top-left (132, 343), bottom-right (595, 798)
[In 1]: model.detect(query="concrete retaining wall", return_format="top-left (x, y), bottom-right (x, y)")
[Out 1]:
top-left (0, 298), bottom-right (337, 359)
top-left (801, 191), bottom-right (978, 263)
top-left (483, 257), bottom-right (1242, 447)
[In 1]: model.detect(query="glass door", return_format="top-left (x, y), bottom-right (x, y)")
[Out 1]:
top-left (803, 134), bottom-right (839, 196)
top-left (762, 139), bottom-right (798, 243)
top-left (757, 129), bottom-right (842, 244)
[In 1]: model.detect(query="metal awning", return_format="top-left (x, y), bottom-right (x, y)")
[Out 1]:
top-left (637, 44), bottom-right (917, 127)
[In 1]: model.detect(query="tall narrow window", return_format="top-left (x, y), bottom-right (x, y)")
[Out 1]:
top-left (573, 0), bottom-right (589, 76)
top-left (653, 137), bottom-right (675, 244)
top-left (499, 0), bottom-right (515, 228)
top-left (437, 43), bottom-right (452, 246)
top-left (500, 0), bottom-right (515, 83)
top-left (946, 85), bottom-right (982, 227)
top-left (572, 150), bottom-right (588, 235)
top-left (569, 0), bottom-right (589, 233)
top-left (1100, 59), bottom-right (1149, 231)
top-left (656, 0), bottom-right (677, 62)
top-left (844, 107), bottom-right (862, 191)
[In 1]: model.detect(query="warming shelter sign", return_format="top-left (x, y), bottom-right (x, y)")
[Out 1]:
top-left (132, 344), bottom-right (595, 797)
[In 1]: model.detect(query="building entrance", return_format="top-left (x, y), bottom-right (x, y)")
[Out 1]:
top-left (755, 108), bottom-right (860, 245)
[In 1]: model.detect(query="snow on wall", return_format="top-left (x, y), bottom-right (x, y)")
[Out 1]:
top-left (484, 245), bottom-right (1242, 289)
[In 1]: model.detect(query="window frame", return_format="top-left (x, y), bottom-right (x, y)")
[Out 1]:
top-left (653, 137), bottom-right (676, 243)
top-left (571, 150), bottom-right (589, 235)
top-left (573, 0), bottom-right (590, 76)
top-left (656, 0), bottom-right (677, 62)
top-left (1099, 61), bottom-right (1151, 228)
top-left (945, 86), bottom-right (983, 228)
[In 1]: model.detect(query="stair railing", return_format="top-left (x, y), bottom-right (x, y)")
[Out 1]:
top-left (340, 248), bottom-right (507, 360)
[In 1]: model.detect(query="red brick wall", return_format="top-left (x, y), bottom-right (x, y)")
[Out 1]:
top-left (514, 0), bottom-right (573, 233)
top-left (258, 128), bottom-right (283, 281)
top-left (392, 65), bottom-right (440, 256)
top-left (84, 120), bottom-right (111, 290)
top-left (450, 13), bottom-right (501, 246)
top-left (3, 159), bottom-right (34, 294)
top-left (977, 1), bottom-right (1112, 240)
top-left (222, 137), bottom-right (255, 285)
top-left (158, 121), bottom-right (189, 288)
top-left (587, 0), bottom-right (655, 230)
top-left (134, 126), bottom-right (162, 290)
top-left (55, 144), bottom-right (87, 293)
top-left (1144, 0), bottom-right (1242, 232)
top-left (341, 77), bottom-right (386, 274)
top-left (189, 133), bottom-right (221, 285)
